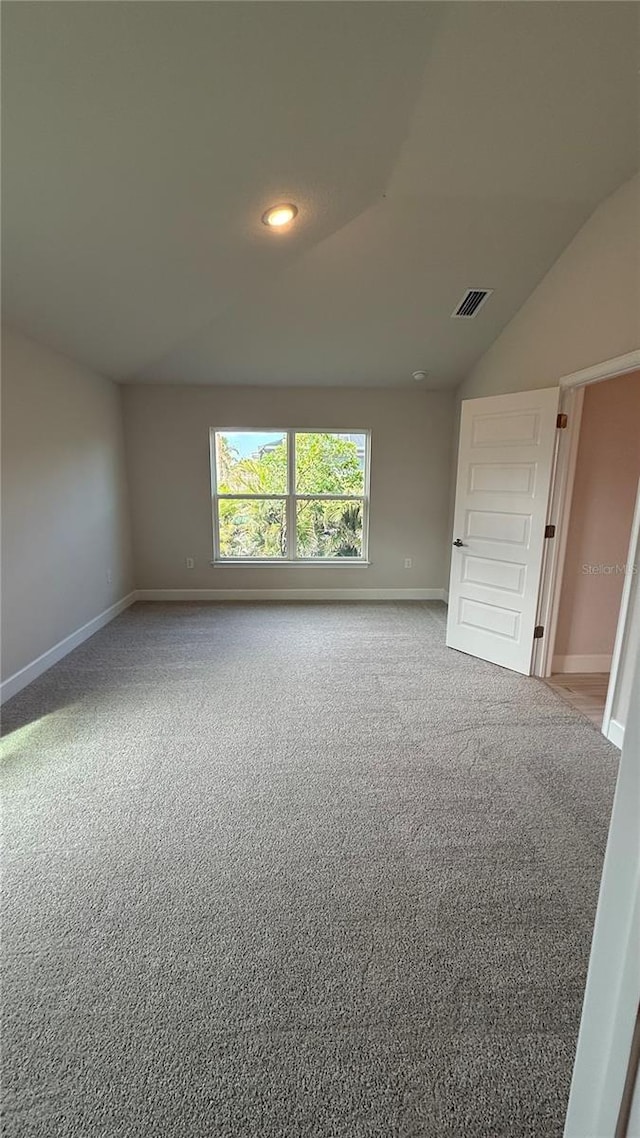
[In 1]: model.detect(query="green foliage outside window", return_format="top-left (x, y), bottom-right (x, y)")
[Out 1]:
top-left (215, 433), bottom-right (366, 559)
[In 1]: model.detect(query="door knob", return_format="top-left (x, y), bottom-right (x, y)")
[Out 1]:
top-left (452, 538), bottom-right (464, 547)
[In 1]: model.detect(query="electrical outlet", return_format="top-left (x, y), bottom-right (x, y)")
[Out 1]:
top-left (106, 569), bottom-right (112, 585)
top-left (186, 557), bottom-right (195, 569)
top-left (404, 558), bottom-right (412, 569)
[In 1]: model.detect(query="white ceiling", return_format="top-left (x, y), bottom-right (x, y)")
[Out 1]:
top-left (2, 1), bottom-right (638, 388)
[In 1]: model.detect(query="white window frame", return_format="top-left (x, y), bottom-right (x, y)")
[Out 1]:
top-left (210, 428), bottom-right (371, 566)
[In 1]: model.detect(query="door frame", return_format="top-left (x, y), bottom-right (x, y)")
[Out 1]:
top-left (532, 350), bottom-right (640, 743)
top-left (563, 641), bottom-right (640, 1137)
top-left (602, 479), bottom-right (640, 748)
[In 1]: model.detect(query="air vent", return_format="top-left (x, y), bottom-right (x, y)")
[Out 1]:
top-left (451, 288), bottom-right (494, 319)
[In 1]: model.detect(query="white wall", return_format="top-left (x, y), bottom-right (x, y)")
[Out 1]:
top-left (122, 384), bottom-right (454, 593)
top-left (459, 173), bottom-right (640, 402)
top-left (446, 173), bottom-right (640, 581)
top-left (564, 625), bottom-right (640, 1137)
top-left (1, 326), bottom-right (134, 683)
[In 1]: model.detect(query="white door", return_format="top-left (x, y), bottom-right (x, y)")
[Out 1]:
top-left (446, 387), bottom-right (560, 674)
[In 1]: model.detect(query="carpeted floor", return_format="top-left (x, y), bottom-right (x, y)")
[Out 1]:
top-left (1, 601), bottom-right (619, 1137)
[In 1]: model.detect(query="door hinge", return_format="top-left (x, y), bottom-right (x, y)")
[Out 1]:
top-left (544, 524), bottom-right (556, 538)
top-left (533, 625), bottom-right (544, 640)
top-left (557, 412), bottom-right (568, 429)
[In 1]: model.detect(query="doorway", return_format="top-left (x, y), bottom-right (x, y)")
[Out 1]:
top-left (536, 368), bottom-right (640, 745)
top-left (446, 350), bottom-right (640, 749)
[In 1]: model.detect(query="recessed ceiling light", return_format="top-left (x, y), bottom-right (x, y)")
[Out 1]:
top-left (261, 203), bottom-right (298, 229)
top-left (412, 370), bottom-right (428, 382)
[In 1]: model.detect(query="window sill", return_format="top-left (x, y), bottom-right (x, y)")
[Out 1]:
top-left (211, 560), bottom-right (371, 568)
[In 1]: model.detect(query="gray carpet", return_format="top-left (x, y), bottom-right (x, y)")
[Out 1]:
top-left (1, 601), bottom-right (619, 1137)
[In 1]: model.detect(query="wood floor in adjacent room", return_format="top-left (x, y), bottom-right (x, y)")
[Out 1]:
top-left (544, 673), bottom-right (610, 730)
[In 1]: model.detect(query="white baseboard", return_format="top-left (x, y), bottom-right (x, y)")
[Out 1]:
top-left (0, 592), bottom-right (137, 704)
top-left (552, 654), bottom-right (612, 674)
top-left (0, 587), bottom-right (446, 702)
top-left (604, 718), bottom-right (624, 749)
top-left (136, 587), bottom-right (447, 602)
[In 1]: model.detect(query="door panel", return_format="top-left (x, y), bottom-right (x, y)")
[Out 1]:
top-left (468, 462), bottom-right (537, 495)
top-left (471, 408), bottom-right (543, 447)
top-left (446, 387), bottom-right (560, 674)
top-left (465, 509), bottom-right (532, 544)
top-left (461, 554), bottom-right (526, 593)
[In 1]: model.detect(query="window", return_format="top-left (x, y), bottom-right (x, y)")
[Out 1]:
top-left (211, 430), bottom-right (370, 563)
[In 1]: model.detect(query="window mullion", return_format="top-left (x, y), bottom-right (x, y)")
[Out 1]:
top-left (287, 431), bottom-right (296, 561)
top-left (291, 493), bottom-right (365, 502)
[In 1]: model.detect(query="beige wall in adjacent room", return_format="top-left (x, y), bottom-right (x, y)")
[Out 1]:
top-left (554, 371), bottom-right (640, 663)
top-left (458, 173), bottom-right (639, 402)
top-left (1, 326), bottom-right (134, 681)
top-left (122, 384), bottom-right (454, 592)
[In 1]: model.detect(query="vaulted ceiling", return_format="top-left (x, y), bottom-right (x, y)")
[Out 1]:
top-left (2, 1), bottom-right (638, 388)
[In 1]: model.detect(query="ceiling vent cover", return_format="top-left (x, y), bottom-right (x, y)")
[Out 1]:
top-left (451, 288), bottom-right (494, 319)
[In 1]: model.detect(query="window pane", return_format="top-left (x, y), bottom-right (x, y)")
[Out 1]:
top-left (218, 498), bottom-right (287, 558)
top-left (215, 431), bottom-right (287, 494)
top-left (296, 499), bottom-right (364, 559)
top-left (295, 433), bottom-right (365, 495)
